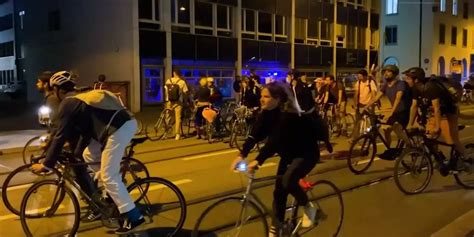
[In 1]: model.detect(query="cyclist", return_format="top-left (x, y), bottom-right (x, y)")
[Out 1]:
top-left (165, 68), bottom-right (189, 140)
top-left (351, 69), bottom-right (378, 142)
top-left (36, 71), bottom-right (57, 126)
top-left (290, 71), bottom-right (315, 113)
top-left (208, 77), bottom-right (224, 134)
top-left (364, 65), bottom-right (412, 160)
top-left (194, 77), bottom-right (211, 139)
top-left (405, 69), bottom-right (466, 174)
top-left (323, 74), bottom-right (348, 136)
top-left (32, 75), bottom-right (144, 234)
top-left (231, 82), bottom-right (328, 237)
top-left (241, 76), bottom-right (261, 109)
top-left (314, 77), bottom-right (326, 105)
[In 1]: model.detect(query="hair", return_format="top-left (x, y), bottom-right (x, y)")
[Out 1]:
top-left (326, 74), bottom-right (335, 81)
top-left (172, 68), bottom-right (183, 78)
top-left (98, 74), bottom-right (106, 82)
top-left (263, 82), bottom-right (301, 114)
top-left (358, 69), bottom-right (368, 77)
top-left (58, 81), bottom-right (76, 92)
top-left (38, 71), bottom-right (53, 83)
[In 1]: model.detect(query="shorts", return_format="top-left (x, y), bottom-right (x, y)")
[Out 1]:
top-left (386, 111), bottom-right (409, 127)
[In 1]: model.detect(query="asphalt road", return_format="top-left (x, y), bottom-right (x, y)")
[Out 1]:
top-left (2, 107), bottom-right (474, 236)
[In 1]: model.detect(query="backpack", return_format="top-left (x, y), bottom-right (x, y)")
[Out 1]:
top-left (430, 77), bottom-right (463, 103)
top-left (166, 79), bottom-right (182, 102)
top-left (73, 90), bottom-right (124, 111)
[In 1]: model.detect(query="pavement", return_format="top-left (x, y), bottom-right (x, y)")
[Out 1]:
top-left (1, 99), bottom-right (474, 236)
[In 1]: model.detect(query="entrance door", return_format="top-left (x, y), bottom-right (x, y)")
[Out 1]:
top-left (142, 66), bottom-right (163, 105)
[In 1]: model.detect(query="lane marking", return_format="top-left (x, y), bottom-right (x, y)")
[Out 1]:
top-left (0, 205), bottom-right (65, 222)
top-left (2, 183), bottom-right (33, 192)
top-left (182, 149), bottom-right (238, 161)
top-left (130, 179), bottom-right (192, 195)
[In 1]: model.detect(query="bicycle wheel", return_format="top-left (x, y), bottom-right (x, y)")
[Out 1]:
top-left (344, 114), bottom-right (355, 137)
top-left (153, 110), bottom-right (175, 140)
top-left (454, 143), bottom-right (474, 189)
top-left (347, 134), bottom-right (377, 174)
top-left (22, 136), bottom-right (44, 165)
top-left (20, 180), bottom-right (80, 237)
top-left (206, 121), bottom-right (214, 144)
top-left (135, 119), bottom-right (144, 135)
top-left (127, 177), bottom-right (186, 237)
top-left (192, 197), bottom-right (268, 237)
top-left (121, 157), bottom-right (150, 187)
top-left (2, 164), bottom-right (59, 216)
top-left (295, 180), bottom-right (344, 237)
top-left (233, 121), bottom-right (251, 152)
top-left (393, 148), bottom-right (433, 195)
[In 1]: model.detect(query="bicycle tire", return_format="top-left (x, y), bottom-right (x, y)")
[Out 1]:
top-left (22, 136), bottom-right (43, 165)
top-left (153, 110), bottom-right (175, 140)
top-left (347, 134), bottom-right (377, 174)
top-left (20, 179), bottom-right (80, 237)
top-left (234, 121), bottom-right (250, 152)
top-left (344, 114), bottom-right (355, 137)
top-left (2, 164), bottom-right (59, 216)
top-left (135, 119), bottom-right (144, 135)
top-left (207, 122), bottom-right (214, 144)
top-left (393, 148), bottom-right (433, 195)
top-left (454, 143), bottom-right (474, 189)
top-left (127, 177), bottom-right (187, 237)
top-left (192, 197), bottom-right (268, 237)
top-left (295, 180), bottom-right (344, 237)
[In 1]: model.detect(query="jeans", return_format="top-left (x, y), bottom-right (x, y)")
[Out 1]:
top-left (166, 101), bottom-right (183, 136)
top-left (83, 119), bottom-right (138, 214)
top-left (272, 157), bottom-right (317, 226)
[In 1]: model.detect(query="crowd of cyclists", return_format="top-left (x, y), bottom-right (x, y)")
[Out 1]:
top-left (7, 62), bottom-right (474, 236)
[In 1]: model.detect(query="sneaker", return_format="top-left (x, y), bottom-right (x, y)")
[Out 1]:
top-left (81, 208), bottom-right (102, 223)
top-left (302, 202), bottom-right (317, 228)
top-left (175, 134), bottom-right (181, 140)
top-left (268, 225), bottom-right (278, 237)
top-left (115, 217), bottom-right (145, 234)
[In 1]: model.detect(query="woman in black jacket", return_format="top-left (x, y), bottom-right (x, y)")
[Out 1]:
top-left (231, 82), bottom-right (330, 236)
top-left (240, 77), bottom-right (261, 109)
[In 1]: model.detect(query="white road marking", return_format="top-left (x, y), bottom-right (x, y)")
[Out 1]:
top-left (182, 149), bottom-right (238, 161)
top-left (0, 205), bottom-right (65, 222)
top-left (130, 179), bottom-right (192, 195)
top-left (357, 158), bottom-right (380, 165)
top-left (2, 183), bottom-right (33, 192)
top-left (0, 163), bottom-right (12, 171)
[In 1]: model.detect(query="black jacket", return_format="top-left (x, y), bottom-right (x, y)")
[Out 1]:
top-left (241, 86), bottom-right (260, 108)
top-left (290, 80), bottom-right (315, 112)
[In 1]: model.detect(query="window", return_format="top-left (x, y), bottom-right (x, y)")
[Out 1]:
top-left (295, 18), bottom-right (306, 43)
top-left (463, 29), bottom-right (467, 47)
top-left (171, 0), bottom-right (190, 24)
top-left (0, 14), bottom-right (12, 31)
top-left (463, 2), bottom-right (468, 19)
top-left (48, 10), bottom-right (60, 31)
top-left (307, 19), bottom-right (319, 39)
top-left (139, 0), bottom-right (160, 21)
top-left (357, 27), bottom-right (365, 49)
top-left (275, 15), bottom-right (285, 36)
top-left (451, 26), bottom-right (457, 45)
top-left (0, 41), bottom-right (14, 57)
top-left (453, 0), bottom-right (458, 16)
top-left (347, 26), bottom-right (356, 48)
top-left (242, 9), bottom-right (255, 32)
top-left (321, 21), bottom-right (332, 40)
top-left (440, 0), bottom-right (446, 12)
top-left (0, 0), bottom-right (8, 4)
top-left (439, 24), bottom-right (445, 44)
top-left (258, 12), bottom-right (272, 34)
top-left (195, 1), bottom-right (213, 28)
top-left (217, 5), bottom-right (231, 29)
top-left (385, 26), bottom-right (397, 45)
top-left (386, 0), bottom-right (398, 15)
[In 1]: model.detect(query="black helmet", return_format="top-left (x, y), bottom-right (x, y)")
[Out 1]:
top-left (382, 64), bottom-right (399, 76)
top-left (403, 67), bottom-right (426, 82)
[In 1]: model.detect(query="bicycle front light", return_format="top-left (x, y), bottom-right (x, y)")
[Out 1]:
top-left (236, 162), bottom-right (248, 172)
top-left (39, 106), bottom-right (51, 117)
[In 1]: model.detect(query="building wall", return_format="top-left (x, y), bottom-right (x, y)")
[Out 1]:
top-left (0, 0), bottom-right (15, 85)
top-left (20, 0), bottom-right (139, 111)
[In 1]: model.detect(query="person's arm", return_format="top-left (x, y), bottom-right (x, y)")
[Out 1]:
top-left (323, 88), bottom-right (329, 104)
top-left (364, 91), bottom-right (384, 109)
top-left (370, 80), bottom-right (378, 101)
top-left (240, 113), bottom-right (268, 158)
top-left (408, 99), bottom-right (418, 128)
top-left (431, 99), bottom-right (442, 134)
top-left (354, 82), bottom-right (359, 107)
top-left (337, 88), bottom-right (343, 106)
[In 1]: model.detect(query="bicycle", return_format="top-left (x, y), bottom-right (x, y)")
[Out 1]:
top-left (229, 106), bottom-right (259, 152)
top-left (19, 137), bottom-right (187, 237)
top-left (393, 126), bottom-right (474, 195)
top-left (149, 103), bottom-right (193, 140)
top-left (461, 89), bottom-right (472, 104)
top-left (202, 105), bottom-right (223, 144)
top-left (221, 100), bottom-right (239, 133)
top-left (3, 137), bottom-right (149, 217)
top-left (192, 164), bottom-right (344, 237)
top-left (347, 110), bottom-right (421, 175)
top-left (320, 103), bottom-right (354, 138)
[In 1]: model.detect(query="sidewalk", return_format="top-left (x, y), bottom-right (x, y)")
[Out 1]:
top-left (0, 130), bottom-right (45, 152)
top-left (431, 209), bottom-right (474, 237)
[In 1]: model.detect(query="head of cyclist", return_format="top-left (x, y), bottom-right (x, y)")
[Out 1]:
top-left (241, 77), bottom-right (250, 89)
top-left (49, 71), bottom-right (76, 101)
top-left (97, 74), bottom-right (106, 83)
top-left (199, 77), bottom-right (208, 87)
top-left (382, 65), bottom-right (399, 82)
top-left (325, 74), bottom-right (336, 87)
top-left (36, 71), bottom-right (54, 94)
top-left (357, 69), bottom-right (368, 82)
top-left (207, 77), bottom-right (215, 87)
top-left (403, 67), bottom-right (426, 89)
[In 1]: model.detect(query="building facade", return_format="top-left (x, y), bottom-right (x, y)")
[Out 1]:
top-left (14, 0), bottom-right (380, 112)
top-left (0, 0), bottom-right (18, 96)
top-left (381, 0), bottom-right (474, 81)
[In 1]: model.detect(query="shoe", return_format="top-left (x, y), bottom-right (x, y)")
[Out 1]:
top-left (81, 208), bottom-right (102, 223)
top-left (268, 225), bottom-right (279, 237)
top-left (377, 148), bottom-right (401, 161)
top-left (175, 134), bottom-right (181, 140)
top-left (115, 217), bottom-right (145, 234)
top-left (302, 202), bottom-right (317, 228)
top-left (197, 135), bottom-right (202, 139)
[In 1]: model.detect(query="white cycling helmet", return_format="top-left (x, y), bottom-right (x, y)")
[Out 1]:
top-left (50, 71), bottom-right (75, 87)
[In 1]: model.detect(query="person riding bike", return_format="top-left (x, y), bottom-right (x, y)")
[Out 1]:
top-left (364, 64), bottom-right (412, 160)
top-left (289, 71), bottom-right (315, 113)
top-left (231, 82), bottom-right (331, 237)
top-left (405, 68), bottom-right (466, 175)
top-left (351, 69), bottom-right (378, 142)
top-left (323, 74), bottom-right (348, 136)
top-left (32, 74), bottom-right (144, 234)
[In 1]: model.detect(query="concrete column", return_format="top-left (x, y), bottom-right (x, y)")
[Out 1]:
top-left (290, 0), bottom-right (295, 69)
top-left (235, 0), bottom-right (242, 76)
top-left (131, 0), bottom-right (140, 112)
top-left (163, 0), bottom-right (173, 88)
top-left (367, 0), bottom-right (372, 71)
top-left (331, 2), bottom-right (337, 76)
